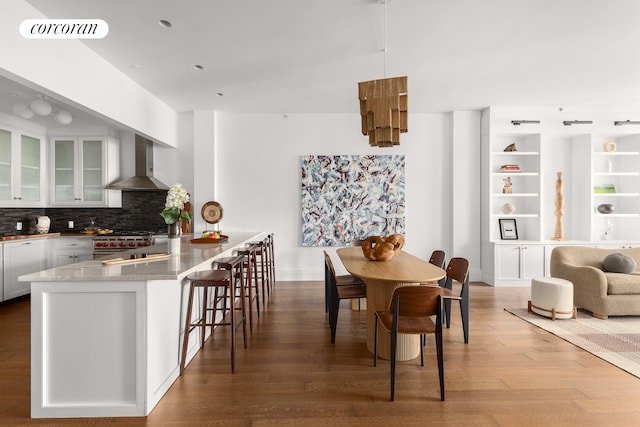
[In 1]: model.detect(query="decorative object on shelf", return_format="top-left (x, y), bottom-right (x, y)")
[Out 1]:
top-left (503, 143), bottom-right (517, 152)
top-left (502, 177), bottom-right (513, 193)
top-left (358, 76), bottom-right (408, 147)
top-left (357, 0), bottom-right (407, 148)
top-left (594, 184), bottom-right (616, 194)
top-left (602, 218), bottom-right (613, 240)
top-left (35, 216), bottom-right (50, 234)
top-left (12, 94), bottom-right (73, 124)
top-left (499, 218), bottom-right (518, 240)
top-left (614, 120), bottom-right (640, 126)
top-left (500, 202), bottom-right (516, 214)
top-left (161, 183), bottom-right (193, 254)
top-left (510, 120), bottom-right (540, 126)
top-left (499, 164), bottom-right (521, 172)
top-left (604, 142), bottom-right (617, 152)
top-left (361, 234), bottom-right (405, 261)
top-left (597, 203), bottom-right (615, 214)
top-left (563, 120), bottom-right (593, 126)
top-left (551, 172), bottom-right (565, 241)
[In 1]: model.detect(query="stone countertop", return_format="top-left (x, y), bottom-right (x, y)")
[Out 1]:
top-left (0, 232), bottom-right (61, 241)
top-left (20, 231), bottom-right (265, 282)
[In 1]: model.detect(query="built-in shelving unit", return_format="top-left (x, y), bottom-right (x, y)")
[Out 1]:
top-left (481, 107), bottom-right (640, 286)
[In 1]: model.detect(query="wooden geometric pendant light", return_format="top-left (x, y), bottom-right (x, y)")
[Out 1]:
top-left (358, 76), bottom-right (408, 147)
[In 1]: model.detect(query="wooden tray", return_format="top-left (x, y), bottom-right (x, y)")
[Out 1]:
top-left (81, 229), bottom-right (113, 235)
top-left (102, 253), bottom-right (171, 266)
top-left (190, 234), bottom-right (229, 244)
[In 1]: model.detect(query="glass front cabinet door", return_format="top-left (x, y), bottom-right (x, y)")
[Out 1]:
top-left (0, 126), bottom-right (46, 207)
top-left (51, 136), bottom-right (120, 207)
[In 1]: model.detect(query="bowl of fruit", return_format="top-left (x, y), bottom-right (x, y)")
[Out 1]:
top-left (190, 231), bottom-right (228, 244)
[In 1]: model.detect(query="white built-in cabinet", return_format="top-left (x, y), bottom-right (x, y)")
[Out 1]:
top-left (495, 244), bottom-right (545, 284)
top-left (50, 136), bottom-right (121, 207)
top-left (482, 107), bottom-right (640, 286)
top-left (0, 126), bottom-right (46, 207)
top-left (48, 237), bottom-right (93, 268)
top-left (3, 239), bottom-right (46, 300)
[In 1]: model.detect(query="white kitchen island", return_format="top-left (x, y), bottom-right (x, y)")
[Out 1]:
top-left (20, 231), bottom-right (265, 419)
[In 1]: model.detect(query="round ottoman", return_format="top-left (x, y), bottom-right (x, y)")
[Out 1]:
top-left (528, 277), bottom-right (576, 320)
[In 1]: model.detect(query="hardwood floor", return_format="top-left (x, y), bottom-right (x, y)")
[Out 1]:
top-left (2, 282), bottom-right (640, 426)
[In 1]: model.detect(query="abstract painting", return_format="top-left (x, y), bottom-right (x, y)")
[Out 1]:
top-left (301, 155), bottom-right (405, 246)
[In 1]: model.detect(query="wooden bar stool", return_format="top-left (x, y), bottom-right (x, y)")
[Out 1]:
top-left (232, 245), bottom-right (261, 330)
top-left (247, 239), bottom-right (270, 307)
top-left (180, 255), bottom-right (247, 374)
top-left (267, 233), bottom-right (276, 287)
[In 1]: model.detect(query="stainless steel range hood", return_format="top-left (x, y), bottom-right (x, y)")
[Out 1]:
top-left (106, 135), bottom-right (169, 191)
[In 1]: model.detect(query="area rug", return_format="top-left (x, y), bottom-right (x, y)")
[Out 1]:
top-left (505, 307), bottom-right (640, 379)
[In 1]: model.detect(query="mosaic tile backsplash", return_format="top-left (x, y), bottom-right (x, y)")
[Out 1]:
top-left (0, 191), bottom-right (167, 235)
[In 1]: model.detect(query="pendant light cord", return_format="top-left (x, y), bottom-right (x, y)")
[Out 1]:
top-left (383, 0), bottom-right (387, 78)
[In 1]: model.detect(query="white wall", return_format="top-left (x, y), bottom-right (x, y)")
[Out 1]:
top-left (208, 112), bottom-right (481, 281)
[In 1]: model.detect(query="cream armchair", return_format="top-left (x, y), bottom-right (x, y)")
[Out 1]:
top-left (549, 246), bottom-right (640, 319)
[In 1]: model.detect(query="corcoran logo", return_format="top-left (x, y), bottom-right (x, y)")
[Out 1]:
top-left (20, 19), bottom-right (109, 39)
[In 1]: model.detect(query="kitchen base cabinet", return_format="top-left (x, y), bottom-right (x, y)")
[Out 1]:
top-left (24, 232), bottom-right (265, 418)
top-left (48, 237), bottom-right (93, 268)
top-left (3, 239), bottom-right (45, 300)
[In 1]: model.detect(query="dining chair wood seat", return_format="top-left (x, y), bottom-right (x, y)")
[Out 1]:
top-left (427, 250), bottom-right (447, 288)
top-left (442, 257), bottom-right (470, 344)
top-left (324, 251), bottom-right (365, 313)
top-left (324, 250), bottom-right (367, 343)
top-left (374, 285), bottom-right (445, 401)
top-left (428, 250), bottom-right (446, 269)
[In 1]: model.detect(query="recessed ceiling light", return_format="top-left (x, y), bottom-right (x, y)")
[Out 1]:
top-left (131, 64), bottom-right (143, 69)
top-left (216, 93), bottom-right (224, 97)
top-left (193, 64), bottom-right (204, 70)
top-left (159, 19), bottom-right (172, 28)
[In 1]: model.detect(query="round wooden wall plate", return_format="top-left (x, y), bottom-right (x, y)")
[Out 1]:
top-left (201, 201), bottom-right (223, 224)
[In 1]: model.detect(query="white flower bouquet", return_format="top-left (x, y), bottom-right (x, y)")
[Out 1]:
top-left (160, 183), bottom-right (194, 224)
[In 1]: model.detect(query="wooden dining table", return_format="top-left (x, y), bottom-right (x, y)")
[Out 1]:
top-left (336, 246), bottom-right (446, 361)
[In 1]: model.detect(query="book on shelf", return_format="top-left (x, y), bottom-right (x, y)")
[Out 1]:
top-left (594, 184), bottom-right (616, 194)
top-left (498, 164), bottom-right (521, 172)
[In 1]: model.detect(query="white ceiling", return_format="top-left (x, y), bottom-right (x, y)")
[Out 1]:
top-left (4, 0), bottom-right (640, 128)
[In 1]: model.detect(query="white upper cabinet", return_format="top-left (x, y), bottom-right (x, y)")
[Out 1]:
top-left (0, 126), bottom-right (46, 207)
top-left (50, 136), bottom-right (121, 207)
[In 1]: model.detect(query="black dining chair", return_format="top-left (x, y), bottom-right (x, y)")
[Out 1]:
top-left (374, 285), bottom-right (445, 401)
top-left (324, 251), bottom-right (367, 343)
top-left (442, 257), bottom-right (470, 344)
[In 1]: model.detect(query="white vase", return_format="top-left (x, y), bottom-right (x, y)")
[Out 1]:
top-left (35, 216), bottom-right (50, 233)
top-left (168, 237), bottom-right (181, 254)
